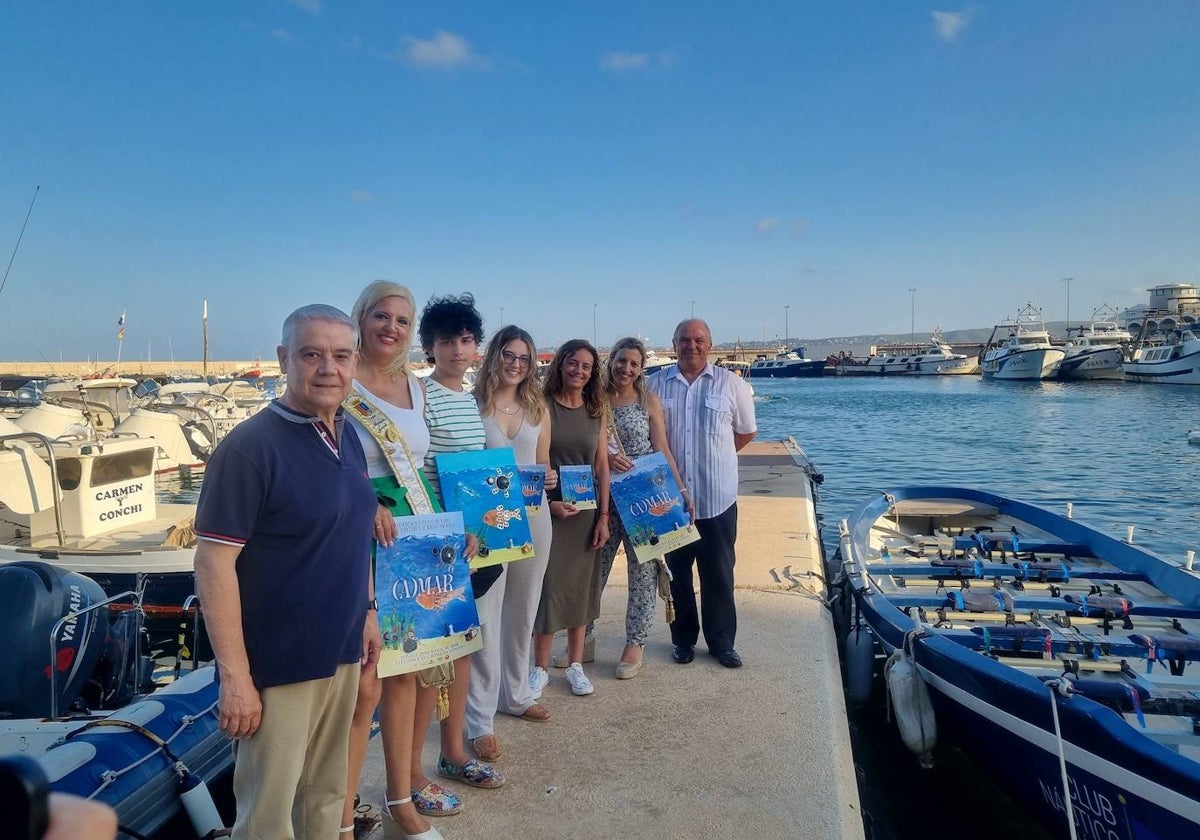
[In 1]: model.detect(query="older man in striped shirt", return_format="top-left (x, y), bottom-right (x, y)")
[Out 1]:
top-left (648, 318), bottom-right (757, 668)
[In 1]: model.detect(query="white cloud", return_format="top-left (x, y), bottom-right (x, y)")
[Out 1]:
top-left (600, 51), bottom-right (649, 73)
top-left (287, 0), bottom-right (321, 14)
top-left (600, 49), bottom-right (681, 74)
top-left (268, 28), bottom-right (297, 43)
top-left (393, 30), bottom-right (488, 70)
top-left (754, 218), bottom-right (780, 235)
top-left (350, 190), bottom-right (376, 204)
top-left (932, 10), bottom-right (970, 44)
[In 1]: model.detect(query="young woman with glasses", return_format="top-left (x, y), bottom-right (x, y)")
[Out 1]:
top-left (465, 326), bottom-right (559, 760)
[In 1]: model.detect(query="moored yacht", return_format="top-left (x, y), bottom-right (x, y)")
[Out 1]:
top-left (865, 329), bottom-right (978, 375)
top-left (1057, 310), bottom-right (1132, 381)
top-left (979, 304), bottom-right (1064, 381)
top-left (0, 421), bottom-right (200, 626)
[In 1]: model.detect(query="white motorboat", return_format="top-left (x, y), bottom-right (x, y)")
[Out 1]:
top-left (15, 377), bottom-right (267, 475)
top-left (865, 330), bottom-right (978, 376)
top-left (0, 420), bottom-right (199, 609)
top-left (1057, 311), bottom-right (1132, 381)
top-left (1123, 326), bottom-right (1200, 385)
top-left (979, 304), bottom-right (1065, 381)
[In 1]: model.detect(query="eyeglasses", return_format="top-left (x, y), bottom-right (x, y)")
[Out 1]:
top-left (501, 350), bottom-right (532, 369)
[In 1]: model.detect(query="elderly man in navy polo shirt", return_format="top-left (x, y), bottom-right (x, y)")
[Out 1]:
top-left (648, 318), bottom-right (756, 669)
top-left (195, 304), bottom-right (380, 840)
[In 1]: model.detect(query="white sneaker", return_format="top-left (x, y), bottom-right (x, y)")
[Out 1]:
top-left (565, 663), bottom-right (594, 696)
top-left (528, 666), bottom-right (549, 699)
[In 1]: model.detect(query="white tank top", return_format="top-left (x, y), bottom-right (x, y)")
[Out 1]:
top-left (347, 375), bottom-right (429, 479)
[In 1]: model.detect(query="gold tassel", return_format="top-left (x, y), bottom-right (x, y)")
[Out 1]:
top-left (417, 661), bottom-right (455, 721)
top-left (656, 558), bottom-right (675, 624)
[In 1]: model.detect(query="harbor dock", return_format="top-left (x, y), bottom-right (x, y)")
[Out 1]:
top-left (357, 440), bottom-right (864, 840)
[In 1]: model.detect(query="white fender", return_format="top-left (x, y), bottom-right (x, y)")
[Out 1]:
top-left (843, 626), bottom-right (875, 705)
top-left (885, 645), bottom-right (937, 767)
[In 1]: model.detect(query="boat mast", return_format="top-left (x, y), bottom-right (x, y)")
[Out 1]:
top-left (202, 299), bottom-right (210, 380)
top-left (0, 184), bottom-right (39, 298)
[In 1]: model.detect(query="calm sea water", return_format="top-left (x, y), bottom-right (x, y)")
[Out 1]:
top-left (752, 375), bottom-right (1200, 840)
top-left (753, 375), bottom-right (1200, 561)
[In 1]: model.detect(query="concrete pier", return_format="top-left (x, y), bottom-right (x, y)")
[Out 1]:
top-left (359, 440), bottom-right (863, 840)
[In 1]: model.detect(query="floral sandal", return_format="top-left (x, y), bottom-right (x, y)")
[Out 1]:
top-left (410, 782), bottom-right (463, 816)
top-left (436, 755), bottom-right (506, 789)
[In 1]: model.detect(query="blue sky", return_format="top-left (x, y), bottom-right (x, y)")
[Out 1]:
top-left (1, 2), bottom-right (1197, 361)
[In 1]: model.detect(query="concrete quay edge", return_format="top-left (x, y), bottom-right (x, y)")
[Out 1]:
top-left (359, 440), bottom-right (864, 840)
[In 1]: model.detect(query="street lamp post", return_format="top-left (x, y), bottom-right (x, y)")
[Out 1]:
top-left (908, 288), bottom-right (917, 349)
top-left (784, 304), bottom-right (790, 346)
top-left (690, 299), bottom-right (695, 318)
top-left (1062, 276), bottom-right (1073, 332)
top-left (592, 303), bottom-right (598, 348)
top-left (500, 306), bottom-right (504, 327)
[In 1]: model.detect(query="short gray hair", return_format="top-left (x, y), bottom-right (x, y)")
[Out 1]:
top-left (280, 304), bottom-right (358, 351)
top-left (672, 318), bottom-right (712, 343)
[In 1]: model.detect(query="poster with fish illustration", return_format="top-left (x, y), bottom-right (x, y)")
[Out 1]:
top-left (435, 448), bottom-right (536, 570)
top-left (609, 452), bottom-right (698, 564)
top-left (559, 464), bottom-right (597, 510)
top-left (517, 464), bottom-right (546, 510)
top-left (375, 511), bottom-right (482, 679)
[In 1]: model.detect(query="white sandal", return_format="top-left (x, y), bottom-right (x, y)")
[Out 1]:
top-left (382, 796), bottom-right (445, 840)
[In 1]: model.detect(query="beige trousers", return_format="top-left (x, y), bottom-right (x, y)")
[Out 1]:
top-left (231, 663), bottom-right (359, 840)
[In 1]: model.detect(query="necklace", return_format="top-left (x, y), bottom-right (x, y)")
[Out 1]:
top-left (497, 402), bottom-right (522, 415)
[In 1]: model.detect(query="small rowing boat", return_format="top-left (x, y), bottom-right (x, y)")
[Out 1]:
top-left (838, 487), bottom-right (1200, 840)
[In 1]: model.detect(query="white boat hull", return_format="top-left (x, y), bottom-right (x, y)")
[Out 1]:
top-left (980, 347), bottom-right (1065, 380)
top-left (1057, 347), bottom-right (1126, 380)
top-left (1123, 351), bottom-right (1200, 385)
top-left (866, 357), bottom-right (979, 375)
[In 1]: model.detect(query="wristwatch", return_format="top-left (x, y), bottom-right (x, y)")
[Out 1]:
top-left (367, 598), bottom-right (378, 612)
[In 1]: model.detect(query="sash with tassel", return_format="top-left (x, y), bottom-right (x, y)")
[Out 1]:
top-left (345, 390), bottom-right (455, 719)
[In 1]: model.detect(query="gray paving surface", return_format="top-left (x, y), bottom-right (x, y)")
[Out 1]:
top-left (359, 441), bottom-right (864, 840)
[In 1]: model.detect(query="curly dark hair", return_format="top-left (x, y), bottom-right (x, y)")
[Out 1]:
top-left (542, 339), bottom-right (603, 418)
top-left (418, 293), bottom-right (484, 362)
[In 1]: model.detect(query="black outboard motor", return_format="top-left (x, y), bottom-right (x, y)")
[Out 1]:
top-left (0, 561), bottom-right (108, 719)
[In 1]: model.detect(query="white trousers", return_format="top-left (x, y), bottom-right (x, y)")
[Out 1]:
top-left (466, 506), bottom-right (551, 737)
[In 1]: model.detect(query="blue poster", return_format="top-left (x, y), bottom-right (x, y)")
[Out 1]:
top-left (375, 511), bottom-right (482, 678)
top-left (518, 464), bottom-right (546, 510)
top-left (435, 448), bottom-right (536, 569)
top-left (559, 464), bottom-right (597, 509)
top-left (609, 452), bottom-right (699, 563)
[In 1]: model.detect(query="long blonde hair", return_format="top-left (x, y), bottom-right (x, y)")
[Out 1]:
top-left (351, 280), bottom-right (417, 378)
top-left (605, 336), bottom-right (649, 406)
top-left (475, 325), bottom-right (546, 425)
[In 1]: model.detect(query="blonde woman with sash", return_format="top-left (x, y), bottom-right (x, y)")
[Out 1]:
top-left (465, 326), bottom-right (557, 761)
top-left (341, 281), bottom-right (450, 840)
